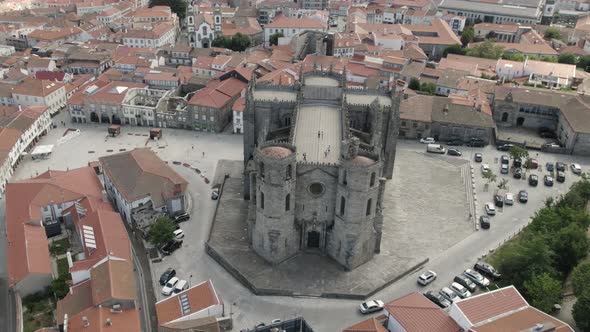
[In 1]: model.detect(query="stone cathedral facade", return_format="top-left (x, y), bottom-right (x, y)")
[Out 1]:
top-left (242, 69), bottom-right (400, 270)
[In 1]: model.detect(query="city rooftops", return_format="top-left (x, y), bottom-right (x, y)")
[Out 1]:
top-left (439, 0), bottom-right (542, 18)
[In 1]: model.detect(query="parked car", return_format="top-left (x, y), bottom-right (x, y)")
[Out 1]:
top-left (162, 277), bottom-right (179, 296)
top-left (529, 174), bottom-right (538, 186)
top-left (485, 202), bottom-right (496, 216)
top-left (271, 319), bottom-right (282, 324)
top-left (519, 190), bottom-right (528, 203)
top-left (479, 215), bottom-right (490, 229)
top-left (497, 144), bottom-right (514, 151)
top-left (474, 153), bottom-right (483, 162)
top-left (211, 188), bottom-right (220, 200)
top-left (513, 158), bottom-right (522, 168)
top-left (481, 164), bottom-right (490, 174)
top-left (173, 229), bottom-right (184, 239)
top-left (420, 137), bottom-right (436, 144)
top-left (450, 282), bottom-right (472, 299)
top-left (447, 139), bottom-right (463, 146)
top-left (505, 193), bottom-right (514, 205)
top-left (423, 290), bottom-right (451, 308)
top-left (545, 163), bottom-right (554, 172)
top-left (494, 195), bottom-right (504, 207)
top-left (539, 130), bottom-right (556, 139)
top-left (500, 155), bottom-right (509, 165)
top-left (454, 275), bottom-right (477, 293)
top-left (159, 268), bottom-right (176, 286)
top-left (513, 168), bottom-right (522, 179)
top-left (440, 287), bottom-right (460, 303)
top-left (173, 279), bottom-right (188, 294)
top-left (417, 270), bottom-right (437, 286)
top-left (467, 138), bottom-right (485, 147)
top-left (571, 163), bottom-right (582, 174)
top-left (557, 171), bottom-right (565, 183)
top-left (543, 142), bottom-right (560, 149)
top-left (359, 300), bottom-right (384, 314)
top-left (529, 159), bottom-right (538, 169)
top-left (544, 175), bottom-right (554, 187)
top-left (160, 239), bottom-right (182, 256)
top-left (427, 144), bottom-right (446, 154)
top-left (501, 164), bottom-right (509, 174)
top-left (447, 148), bottom-right (462, 156)
top-left (474, 262), bottom-right (502, 279)
top-left (173, 213), bottom-right (190, 223)
top-left (556, 162), bottom-right (566, 172)
top-left (463, 269), bottom-right (490, 287)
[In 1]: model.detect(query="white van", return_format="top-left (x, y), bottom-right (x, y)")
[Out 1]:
top-left (174, 279), bottom-right (188, 294)
top-left (426, 144), bottom-right (446, 154)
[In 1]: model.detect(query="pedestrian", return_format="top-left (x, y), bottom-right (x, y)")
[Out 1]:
top-left (324, 151), bottom-right (328, 158)
top-left (202, 151), bottom-right (205, 158)
top-left (303, 152), bottom-right (307, 161)
top-left (318, 131), bottom-right (320, 138)
top-left (328, 145), bottom-right (331, 152)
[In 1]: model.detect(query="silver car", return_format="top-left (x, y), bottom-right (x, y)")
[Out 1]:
top-left (359, 300), bottom-right (384, 314)
top-left (417, 270), bottom-right (437, 286)
top-left (464, 269), bottom-right (490, 287)
top-left (450, 282), bottom-right (472, 299)
top-left (440, 287), bottom-right (460, 303)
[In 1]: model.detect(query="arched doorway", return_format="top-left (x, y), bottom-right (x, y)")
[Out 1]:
top-left (516, 117), bottom-right (525, 126)
top-left (307, 231), bottom-right (320, 248)
top-left (501, 112), bottom-right (509, 122)
top-left (90, 112), bottom-right (99, 123)
top-left (202, 38), bottom-right (210, 48)
top-left (112, 114), bottom-right (121, 125)
top-left (101, 114), bottom-right (110, 124)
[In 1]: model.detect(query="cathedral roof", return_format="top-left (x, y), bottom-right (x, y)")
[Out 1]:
top-left (260, 146), bottom-right (294, 158)
top-left (351, 155), bottom-right (376, 166)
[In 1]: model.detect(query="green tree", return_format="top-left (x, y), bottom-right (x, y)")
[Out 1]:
top-left (503, 53), bottom-right (525, 62)
top-left (524, 272), bottom-right (562, 313)
top-left (148, 0), bottom-right (186, 20)
top-left (485, 31), bottom-right (498, 40)
top-left (483, 169), bottom-right (497, 184)
top-left (148, 216), bottom-right (175, 247)
top-left (544, 27), bottom-right (562, 40)
top-left (51, 276), bottom-right (69, 300)
top-left (466, 40), bottom-right (504, 59)
top-left (573, 291), bottom-right (590, 331)
top-left (408, 77), bottom-right (420, 90)
top-left (461, 26), bottom-right (474, 46)
top-left (212, 35), bottom-right (232, 49)
top-left (578, 55), bottom-right (590, 71)
top-left (509, 145), bottom-right (529, 161)
top-left (558, 52), bottom-right (577, 65)
top-left (443, 44), bottom-right (466, 57)
top-left (269, 32), bottom-right (284, 46)
top-left (540, 56), bottom-right (557, 63)
top-left (231, 33), bottom-right (251, 52)
top-left (419, 82), bottom-right (436, 95)
top-left (552, 223), bottom-right (589, 275)
top-left (572, 262), bottom-right (590, 297)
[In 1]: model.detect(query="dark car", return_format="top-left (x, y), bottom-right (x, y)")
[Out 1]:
top-left (557, 171), bottom-right (565, 183)
top-left (540, 130), bottom-right (557, 139)
top-left (159, 268), bottom-right (176, 285)
top-left (467, 138), bottom-right (485, 147)
top-left (447, 148), bottom-right (462, 156)
top-left (423, 290), bottom-right (451, 308)
top-left (447, 139), bottom-right (463, 146)
top-left (529, 174), bottom-right (538, 186)
top-left (173, 213), bottom-right (190, 223)
top-left (474, 153), bottom-right (483, 162)
top-left (513, 168), bottom-right (522, 179)
top-left (546, 163), bottom-right (554, 172)
top-left (513, 158), bottom-right (522, 168)
top-left (519, 190), bottom-right (528, 203)
top-left (544, 175), bottom-right (554, 186)
top-left (497, 144), bottom-right (514, 151)
top-left (474, 262), bottom-right (501, 279)
top-left (480, 215), bottom-right (490, 229)
top-left (529, 159), bottom-right (539, 169)
top-left (454, 275), bottom-right (477, 293)
top-left (500, 155), bottom-right (510, 165)
top-left (160, 239), bottom-right (182, 256)
top-left (211, 188), bottom-right (219, 200)
top-left (494, 194), bottom-right (504, 207)
top-left (556, 162), bottom-right (566, 172)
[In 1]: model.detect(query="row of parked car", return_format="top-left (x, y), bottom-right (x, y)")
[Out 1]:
top-left (159, 268), bottom-right (189, 296)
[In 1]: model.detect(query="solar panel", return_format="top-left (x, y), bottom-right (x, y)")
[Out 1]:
top-left (179, 294), bottom-right (191, 315)
top-left (83, 226), bottom-right (97, 250)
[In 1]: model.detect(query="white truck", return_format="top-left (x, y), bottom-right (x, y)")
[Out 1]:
top-left (426, 144), bottom-right (446, 154)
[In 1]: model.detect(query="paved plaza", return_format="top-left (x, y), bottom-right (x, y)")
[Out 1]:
top-left (206, 149), bottom-right (474, 297)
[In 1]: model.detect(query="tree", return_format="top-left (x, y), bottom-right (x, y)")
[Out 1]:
top-left (443, 44), bottom-right (466, 57)
top-left (485, 31), bottom-right (498, 40)
top-left (572, 262), bottom-right (590, 297)
top-left (269, 32), bottom-right (284, 46)
top-left (148, 216), bottom-right (175, 248)
top-left (419, 82), bottom-right (436, 95)
top-left (552, 223), bottom-right (589, 275)
top-left (466, 40), bottom-right (504, 59)
top-left (524, 273), bottom-right (562, 313)
top-left (540, 56), bottom-right (557, 63)
top-left (573, 291), bottom-right (590, 331)
top-left (482, 169), bottom-right (497, 184)
top-left (544, 27), bottom-right (562, 40)
top-left (578, 55), bottom-right (590, 71)
top-left (149, 0), bottom-right (186, 20)
top-left (408, 77), bottom-right (420, 90)
top-left (497, 178), bottom-right (509, 190)
top-left (461, 26), bottom-right (474, 46)
top-left (212, 35), bottom-right (232, 49)
top-left (558, 52), bottom-right (577, 65)
top-left (509, 145), bottom-right (529, 161)
top-left (231, 33), bottom-right (251, 52)
top-left (51, 276), bottom-right (69, 300)
top-left (503, 53), bottom-right (525, 62)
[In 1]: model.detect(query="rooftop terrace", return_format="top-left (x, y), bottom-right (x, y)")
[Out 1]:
top-left (294, 105), bottom-right (341, 164)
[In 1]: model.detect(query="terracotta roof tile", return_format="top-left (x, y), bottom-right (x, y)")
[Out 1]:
top-left (454, 286), bottom-right (528, 325)
top-left (265, 15), bottom-right (326, 29)
top-left (156, 279), bottom-right (222, 325)
top-left (385, 292), bottom-right (461, 332)
top-left (343, 316), bottom-right (388, 332)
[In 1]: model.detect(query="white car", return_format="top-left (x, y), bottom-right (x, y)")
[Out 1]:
top-left (481, 164), bottom-right (490, 174)
top-left (504, 193), bottom-right (514, 205)
top-left (571, 163), bottom-right (582, 174)
top-left (162, 276), bottom-right (179, 296)
top-left (440, 287), bottom-right (460, 303)
top-left (417, 270), bottom-right (437, 286)
top-left (359, 300), bottom-right (384, 314)
top-left (500, 164), bottom-right (509, 174)
top-left (173, 229), bottom-right (184, 239)
top-left (485, 203), bottom-right (496, 216)
top-left (420, 137), bottom-right (435, 144)
top-left (450, 282), bottom-right (472, 299)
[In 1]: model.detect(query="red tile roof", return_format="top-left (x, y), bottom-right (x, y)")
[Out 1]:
top-left (156, 279), bottom-right (222, 325)
top-left (343, 316), bottom-right (388, 332)
top-left (453, 286), bottom-right (528, 326)
top-left (265, 15), bottom-right (326, 29)
top-left (385, 292), bottom-right (462, 332)
top-left (188, 77), bottom-right (247, 108)
top-left (35, 71), bottom-right (66, 81)
top-left (472, 307), bottom-right (574, 332)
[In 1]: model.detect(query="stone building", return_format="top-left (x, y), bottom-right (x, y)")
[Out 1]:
top-left (242, 69), bottom-right (400, 270)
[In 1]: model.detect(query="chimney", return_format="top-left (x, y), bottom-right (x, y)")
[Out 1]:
top-left (66, 251), bottom-right (73, 268)
top-left (83, 316), bottom-right (89, 327)
top-left (106, 318), bottom-right (112, 326)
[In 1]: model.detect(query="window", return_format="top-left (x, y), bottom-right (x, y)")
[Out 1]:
top-left (286, 164), bottom-right (292, 179)
top-left (340, 196), bottom-right (345, 216)
top-left (285, 194), bottom-right (290, 211)
top-left (260, 162), bottom-right (264, 177)
top-left (260, 191), bottom-right (264, 209)
top-left (401, 121), bottom-right (406, 127)
top-left (366, 199), bottom-right (372, 216)
top-left (370, 172), bottom-right (376, 187)
top-left (413, 122), bottom-right (417, 128)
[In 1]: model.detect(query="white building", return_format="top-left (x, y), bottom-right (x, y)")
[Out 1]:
top-left (263, 15), bottom-right (327, 47)
top-left (496, 58), bottom-right (576, 88)
top-left (122, 22), bottom-right (177, 48)
top-left (12, 79), bottom-right (67, 115)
